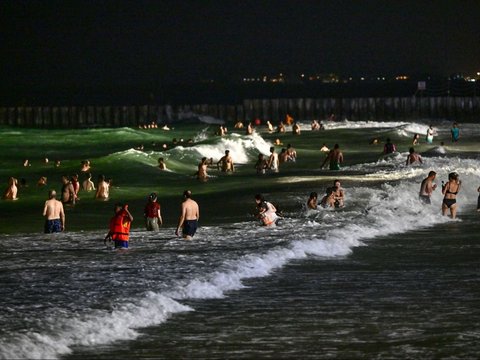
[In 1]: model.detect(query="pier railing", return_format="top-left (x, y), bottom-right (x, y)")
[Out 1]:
top-left (1, 96), bottom-right (479, 128)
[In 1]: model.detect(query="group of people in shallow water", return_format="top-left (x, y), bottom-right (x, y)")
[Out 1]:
top-left (418, 170), bottom-right (478, 219)
top-left (307, 180), bottom-right (346, 210)
top-left (42, 187), bottom-right (200, 249)
top-left (3, 119), bottom-right (479, 247)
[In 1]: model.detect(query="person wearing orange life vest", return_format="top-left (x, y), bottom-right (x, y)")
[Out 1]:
top-left (254, 194), bottom-right (278, 226)
top-left (105, 203), bottom-right (133, 249)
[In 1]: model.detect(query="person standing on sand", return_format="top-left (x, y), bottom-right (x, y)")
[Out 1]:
top-left (419, 171), bottom-right (437, 205)
top-left (95, 175), bottom-right (110, 200)
top-left (175, 190), bottom-right (200, 240)
top-left (321, 144), bottom-right (343, 170)
top-left (144, 192), bottom-right (162, 231)
top-left (43, 190), bottom-right (65, 233)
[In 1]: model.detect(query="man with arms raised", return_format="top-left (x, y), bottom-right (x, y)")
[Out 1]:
top-left (176, 190), bottom-right (200, 240)
top-left (43, 190), bottom-right (65, 233)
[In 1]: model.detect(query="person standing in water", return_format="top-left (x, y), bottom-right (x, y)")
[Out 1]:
top-left (267, 146), bottom-right (279, 173)
top-left (82, 173), bottom-right (95, 191)
top-left (333, 179), bottom-right (345, 208)
top-left (254, 153), bottom-right (267, 175)
top-left (197, 157), bottom-right (209, 182)
top-left (419, 171), bottom-right (437, 205)
top-left (144, 192), bottom-right (162, 231)
top-left (105, 203), bottom-right (133, 249)
top-left (441, 172), bottom-right (461, 219)
top-left (307, 192), bottom-right (318, 209)
top-left (176, 190), bottom-right (200, 240)
top-left (254, 194), bottom-right (278, 226)
top-left (383, 138), bottom-right (397, 154)
top-left (95, 175), bottom-right (110, 201)
top-left (406, 147), bottom-right (423, 165)
top-left (3, 177), bottom-right (18, 200)
top-left (321, 144), bottom-right (343, 170)
top-left (426, 125), bottom-right (435, 144)
top-left (217, 150), bottom-right (234, 172)
top-left (286, 144), bottom-right (297, 162)
top-left (61, 176), bottom-right (76, 206)
top-left (451, 122), bottom-right (460, 142)
top-left (43, 190), bottom-right (65, 233)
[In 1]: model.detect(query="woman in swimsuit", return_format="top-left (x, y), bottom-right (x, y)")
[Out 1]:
top-left (441, 172), bottom-right (461, 219)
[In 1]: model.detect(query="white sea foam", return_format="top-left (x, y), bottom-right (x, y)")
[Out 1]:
top-left (169, 133), bottom-right (272, 163)
top-left (0, 293), bottom-right (191, 360)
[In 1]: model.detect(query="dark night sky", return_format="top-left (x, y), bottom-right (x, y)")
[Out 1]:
top-left (1, 0), bottom-right (479, 89)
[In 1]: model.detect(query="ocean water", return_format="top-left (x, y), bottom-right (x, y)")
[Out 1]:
top-left (1, 120), bottom-right (480, 359)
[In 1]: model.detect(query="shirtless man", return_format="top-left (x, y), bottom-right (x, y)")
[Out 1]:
top-left (267, 146), bottom-right (279, 173)
top-left (175, 190), bottom-right (200, 240)
top-left (43, 190), bottom-right (65, 233)
top-left (406, 147), bottom-right (423, 165)
top-left (321, 144), bottom-right (343, 170)
top-left (95, 175), bottom-right (110, 200)
top-left (61, 176), bottom-right (75, 206)
top-left (279, 148), bottom-right (289, 163)
top-left (419, 171), bottom-right (437, 205)
top-left (217, 150), bottom-right (234, 172)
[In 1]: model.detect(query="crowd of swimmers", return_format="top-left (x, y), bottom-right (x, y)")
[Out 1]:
top-left (3, 118), bottom-right (479, 247)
